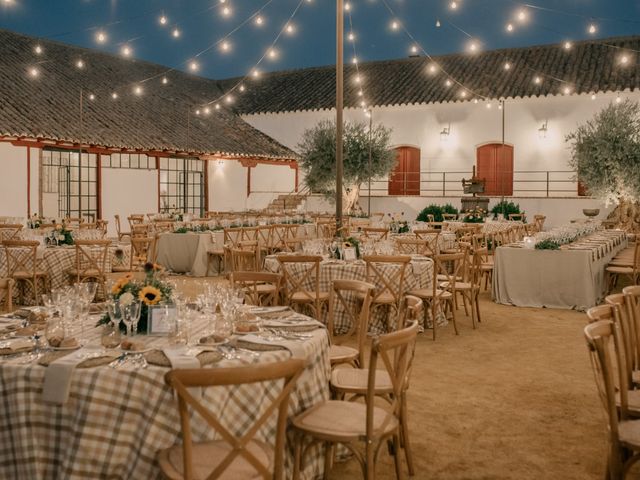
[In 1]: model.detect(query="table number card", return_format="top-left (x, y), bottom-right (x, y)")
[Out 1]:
top-left (343, 247), bottom-right (357, 261)
top-left (147, 305), bottom-right (176, 336)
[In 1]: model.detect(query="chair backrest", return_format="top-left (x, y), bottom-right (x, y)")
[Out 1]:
top-left (230, 272), bottom-right (282, 306)
top-left (366, 321), bottom-right (419, 440)
top-left (154, 221), bottom-right (174, 233)
top-left (434, 252), bottom-right (465, 295)
top-left (395, 238), bottom-right (428, 256)
top-left (584, 319), bottom-right (628, 472)
top-left (0, 224), bottom-right (24, 242)
top-left (508, 213), bottom-right (524, 221)
top-left (316, 221), bottom-right (336, 239)
top-left (2, 240), bottom-right (39, 277)
top-left (413, 228), bottom-right (439, 238)
top-left (401, 295), bottom-right (423, 330)
top-left (623, 285), bottom-right (640, 375)
top-left (131, 224), bottom-right (151, 238)
top-left (130, 236), bottom-right (156, 270)
top-left (606, 294), bottom-right (639, 387)
top-left (114, 215), bottom-right (125, 235)
top-left (230, 248), bottom-right (259, 272)
top-left (223, 227), bottom-right (244, 249)
top-left (276, 255), bottom-right (322, 303)
top-left (586, 304), bottom-right (615, 323)
top-left (442, 213), bottom-right (457, 221)
top-left (362, 255), bottom-right (411, 307)
top-left (362, 227), bottom-right (389, 241)
top-left (328, 279), bottom-right (375, 366)
top-left (164, 359), bottom-right (305, 480)
top-left (271, 225), bottom-right (288, 251)
top-left (73, 239), bottom-right (111, 280)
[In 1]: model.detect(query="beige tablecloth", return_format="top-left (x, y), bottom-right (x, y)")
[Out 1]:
top-left (155, 232), bottom-right (215, 276)
top-left (492, 232), bottom-right (627, 310)
top-left (0, 313), bottom-right (330, 479)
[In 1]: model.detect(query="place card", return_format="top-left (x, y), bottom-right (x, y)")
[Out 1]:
top-left (147, 305), bottom-right (176, 336)
top-left (343, 247), bottom-right (357, 261)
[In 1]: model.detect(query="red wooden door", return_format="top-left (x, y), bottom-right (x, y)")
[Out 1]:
top-left (476, 144), bottom-right (513, 196)
top-left (388, 147), bottom-right (420, 195)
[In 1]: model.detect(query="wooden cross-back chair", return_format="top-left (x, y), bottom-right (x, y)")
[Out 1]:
top-left (114, 215), bottom-right (131, 241)
top-left (130, 236), bottom-right (156, 271)
top-left (230, 272), bottom-right (281, 307)
top-left (159, 359), bottom-right (305, 480)
top-left (508, 213), bottom-right (524, 222)
top-left (328, 279), bottom-right (375, 367)
top-left (0, 278), bottom-right (14, 312)
top-left (395, 238), bottom-right (429, 256)
top-left (606, 241), bottom-right (640, 293)
top-left (435, 252), bottom-right (466, 337)
top-left (127, 215), bottom-right (145, 230)
top-left (277, 255), bottom-right (328, 319)
top-left (2, 239), bottom-right (48, 306)
top-left (584, 320), bottom-right (640, 480)
top-left (362, 255), bottom-right (411, 332)
top-left (241, 227), bottom-right (259, 243)
top-left (362, 227), bottom-right (389, 242)
top-left (316, 221), bottom-right (336, 239)
top-left (256, 226), bottom-right (274, 255)
top-left (154, 221), bottom-right (174, 234)
top-left (605, 294), bottom-right (640, 392)
top-left (68, 239), bottom-right (111, 297)
top-left (223, 227), bottom-right (244, 250)
top-left (624, 286), bottom-right (640, 387)
top-left (442, 213), bottom-right (457, 221)
top-left (0, 224), bottom-right (24, 242)
top-left (229, 246), bottom-right (260, 272)
top-left (96, 219), bottom-right (108, 236)
top-left (294, 321), bottom-right (419, 480)
top-left (271, 225), bottom-right (288, 252)
top-left (131, 224), bottom-right (151, 238)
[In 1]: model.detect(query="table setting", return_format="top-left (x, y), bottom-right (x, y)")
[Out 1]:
top-left (0, 279), bottom-right (331, 479)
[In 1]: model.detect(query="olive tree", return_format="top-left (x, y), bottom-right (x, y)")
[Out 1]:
top-left (297, 120), bottom-right (396, 215)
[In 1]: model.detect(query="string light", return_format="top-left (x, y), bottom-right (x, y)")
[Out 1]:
top-left (348, 32), bottom-right (355, 41)
top-left (467, 41), bottom-right (479, 53)
top-left (449, 1), bottom-right (458, 10)
top-left (504, 62), bottom-right (511, 70)
top-left (121, 45), bottom-right (132, 57)
top-left (111, 92), bottom-right (118, 100)
top-left (352, 56), bottom-right (358, 64)
top-left (222, 6), bottom-right (231, 16)
top-left (221, 40), bottom-right (230, 52)
top-left (226, 95), bottom-right (234, 103)
top-left (620, 54), bottom-right (630, 65)
top-left (34, 44), bottom-right (43, 55)
top-left (28, 67), bottom-right (39, 78)
top-left (172, 28), bottom-right (181, 38)
top-left (486, 103), bottom-right (492, 109)
top-left (445, 79), bottom-right (452, 87)
top-left (133, 85), bottom-right (143, 95)
top-left (95, 31), bottom-right (107, 44)
top-left (255, 15), bottom-right (264, 26)
top-left (195, 109), bottom-right (201, 115)
top-left (88, 93), bottom-right (95, 100)
top-left (161, 76), bottom-right (168, 84)
top-left (435, 19), bottom-right (441, 27)
top-left (563, 41), bottom-right (572, 50)
top-left (239, 84), bottom-right (245, 92)
top-left (506, 23), bottom-right (513, 32)
top-left (189, 60), bottom-right (199, 71)
top-left (204, 106), bottom-right (211, 114)
top-left (391, 20), bottom-right (399, 30)
top-left (252, 69), bottom-right (260, 78)
top-left (562, 86), bottom-right (571, 95)
top-left (215, 103), bottom-right (221, 110)
top-left (410, 45), bottom-right (418, 54)
top-left (616, 96), bottom-right (622, 103)
top-left (460, 90), bottom-right (467, 98)
top-left (76, 59), bottom-right (85, 69)
top-left (591, 94), bottom-right (597, 100)
top-left (344, 2), bottom-right (351, 11)
top-left (428, 63), bottom-right (438, 74)
top-left (267, 48), bottom-right (278, 59)
top-left (588, 23), bottom-right (597, 34)
top-left (286, 23), bottom-right (295, 34)
top-left (533, 76), bottom-right (542, 85)
top-left (516, 8), bottom-right (528, 23)
top-left (159, 15), bottom-right (168, 25)
top-left (358, 90), bottom-right (363, 96)
top-left (354, 74), bottom-right (362, 84)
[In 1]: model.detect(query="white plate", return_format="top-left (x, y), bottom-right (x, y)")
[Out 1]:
top-left (196, 338), bottom-right (229, 347)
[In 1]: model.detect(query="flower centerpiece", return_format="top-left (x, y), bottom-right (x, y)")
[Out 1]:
top-left (463, 206), bottom-right (486, 223)
top-left (97, 262), bottom-right (173, 333)
top-left (47, 221), bottom-right (74, 245)
top-left (344, 236), bottom-right (361, 258)
top-left (27, 213), bottom-right (45, 229)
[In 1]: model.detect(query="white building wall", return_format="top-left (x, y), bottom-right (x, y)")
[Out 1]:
top-left (247, 163), bottom-right (296, 210)
top-left (209, 159), bottom-right (248, 212)
top-left (0, 142), bottom-right (28, 218)
top-left (242, 90), bottom-right (640, 197)
top-left (101, 167), bottom-right (158, 237)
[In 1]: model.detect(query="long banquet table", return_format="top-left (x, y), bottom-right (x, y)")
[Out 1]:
top-left (492, 230), bottom-right (627, 310)
top-left (0, 313), bottom-right (330, 479)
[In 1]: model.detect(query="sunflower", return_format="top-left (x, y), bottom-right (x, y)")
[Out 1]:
top-left (139, 285), bottom-right (162, 305)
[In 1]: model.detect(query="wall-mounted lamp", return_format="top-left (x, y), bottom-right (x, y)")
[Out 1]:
top-left (538, 120), bottom-right (548, 139)
top-left (440, 123), bottom-right (451, 141)
top-left (216, 160), bottom-right (224, 168)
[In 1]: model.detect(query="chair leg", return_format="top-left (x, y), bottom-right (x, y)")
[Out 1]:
top-left (366, 440), bottom-right (376, 480)
top-left (430, 302), bottom-right (437, 341)
top-left (475, 291), bottom-right (481, 324)
top-left (401, 393), bottom-right (415, 476)
top-left (449, 298), bottom-right (459, 335)
top-left (461, 292), bottom-right (469, 316)
top-left (393, 434), bottom-right (404, 480)
top-left (292, 434), bottom-right (303, 480)
top-left (323, 442), bottom-right (334, 480)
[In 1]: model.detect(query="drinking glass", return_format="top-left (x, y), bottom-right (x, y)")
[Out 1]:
top-left (101, 321), bottom-right (122, 349)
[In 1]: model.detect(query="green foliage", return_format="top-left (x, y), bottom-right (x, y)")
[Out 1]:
top-left (566, 100), bottom-right (640, 204)
top-left (416, 204), bottom-right (458, 222)
top-left (491, 200), bottom-right (520, 218)
top-left (463, 206), bottom-right (486, 223)
top-left (297, 120), bottom-right (396, 195)
top-left (535, 239), bottom-right (560, 250)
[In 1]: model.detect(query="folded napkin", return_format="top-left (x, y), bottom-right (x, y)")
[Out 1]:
top-left (237, 333), bottom-right (308, 359)
top-left (262, 318), bottom-right (324, 330)
top-left (161, 346), bottom-right (201, 370)
top-left (42, 347), bottom-right (91, 405)
top-left (0, 338), bottom-right (34, 355)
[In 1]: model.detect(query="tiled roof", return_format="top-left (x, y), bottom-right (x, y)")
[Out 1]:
top-left (219, 35), bottom-right (640, 114)
top-left (0, 29), bottom-right (295, 159)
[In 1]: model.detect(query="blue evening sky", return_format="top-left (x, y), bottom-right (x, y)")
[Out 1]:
top-left (0, 0), bottom-right (638, 79)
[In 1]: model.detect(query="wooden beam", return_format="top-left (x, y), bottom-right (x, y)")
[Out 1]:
top-left (26, 146), bottom-right (30, 216)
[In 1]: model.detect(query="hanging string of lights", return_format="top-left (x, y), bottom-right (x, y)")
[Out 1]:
top-left (345, 2), bottom-right (372, 115)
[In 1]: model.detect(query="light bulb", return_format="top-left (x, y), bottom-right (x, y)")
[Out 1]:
top-left (111, 92), bottom-right (118, 100)
top-left (226, 95), bottom-right (233, 103)
top-left (517, 9), bottom-right (527, 22)
top-left (252, 69), bottom-right (260, 78)
top-left (436, 19), bottom-right (441, 27)
top-left (34, 44), bottom-right (43, 54)
top-left (162, 76), bottom-right (168, 84)
top-left (172, 28), bottom-right (180, 38)
top-left (159, 15), bottom-right (167, 25)
top-left (486, 103), bottom-right (492, 109)
top-left (354, 75), bottom-right (362, 84)
top-left (189, 61), bottom-right (199, 71)
top-left (468, 41), bottom-right (478, 53)
top-left (506, 23), bottom-right (513, 32)
top-left (96, 31), bottom-right (107, 43)
top-left (450, 1), bottom-right (457, 10)
top-left (204, 107), bottom-right (211, 114)
top-left (473, 98), bottom-right (479, 104)
top-left (76, 59), bottom-right (85, 68)
top-left (255, 15), bottom-right (263, 26)
top-left (344, 2), bottom-right (351, 11)
top-left (221, 40), bottom-right (230, 52)
top-left (134, 85), bottom-right (143, 95)
top-left (620, 55), bottom-right (629, 65)
top-left (504, 62), bottom-right (511, 70)
top-left (534, 76), bottom-right (542, 84)
top-left (588, 23), bottom-right (597, 34)
top-left (563, 86), bottom-right (571, 95)
top-left (121, 45), bottom-right (132, 57)
top-left (222, 6), bottom-right (231, 16)
top-left (195, 109), bottom-right (201, 115)
top-left (215, 103), bottom-right (221, 110)
top-left (391, 20), bottom-right (399, 30)
top-left (28, 67), bottom-right (39, 78)
top-left (460, 90), bottom-right (467, 98)
top-left (239, 84), bottom-right (245, 92)
top-left (428, 63), bottom-right (437, 74)
top-left (358, 90), bottom-right (363, 96)
top-left (352, 56), bottom-right (358, 64)
top-left (348, 32), bottom-right (355, 41)
top-left (410, 45), bottom-right (418, 54)
top-left (286, 23), bottom-right (295, 34)
top-left (88, 93), bottom-right (95, 100)
top-left (616, 96), bottom-right (622, 103)
top-left (498, 104), bottom-right (502, 110)
top-left (564, 41), bottom-right (572, 50)
top-left (267, 48), bottom-right (277, 59)
top-left (591, 94), bottom-right (597, 100)
top-left (445, 79), bottom-right (452, 87)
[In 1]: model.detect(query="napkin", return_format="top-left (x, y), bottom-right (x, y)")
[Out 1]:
top-left (42, 347), bottom-right (90, 405)
top-left (162, 346), bottom-right (202, 396)
top-left (237, 334), bottom-right (308, 359)
top-left (0, 338), bottom-right (34, 353)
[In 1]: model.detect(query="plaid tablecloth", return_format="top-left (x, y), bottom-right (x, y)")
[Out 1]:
top-left (390, 232), bottom-right (457, 252)
top-left (0, 314), bottom-right (330, 479)
top-left (0, 244), bottom-right (131, 304)
top-left (442, 220), bottom-right (522, 234)
top-left (264, 255), bottom-right (444, 334)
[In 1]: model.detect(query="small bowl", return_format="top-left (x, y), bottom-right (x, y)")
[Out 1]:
top-left (582, 208), bottom-right (600, 218)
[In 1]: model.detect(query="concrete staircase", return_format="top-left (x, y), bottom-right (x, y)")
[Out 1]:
top-left (265, 192), bottom-right (307, 212)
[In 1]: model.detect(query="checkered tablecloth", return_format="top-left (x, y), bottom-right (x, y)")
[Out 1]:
top-left (442, 220), bottom-right (522, 234)
top-left (264, 255), bottom-right (445, 334)
top-left (0, 244), bottom-right (131, 304)
top-left (0, 314), bottom-right (330, 479)
top-left (390, 232), bottom-right (457, 252)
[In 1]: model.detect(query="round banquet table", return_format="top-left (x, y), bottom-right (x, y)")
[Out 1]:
top-left (264, 254), bottom-right (446, 333)
top-left (0, 313), bottom-right (330, 479)
top-left (0, 243), bottom-right (131, 303)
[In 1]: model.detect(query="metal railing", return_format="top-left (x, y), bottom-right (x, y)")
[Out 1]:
top-left (362, 170), bottom-right (580, 198)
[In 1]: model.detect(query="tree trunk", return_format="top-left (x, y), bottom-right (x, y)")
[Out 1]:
top-left (344, 184), bottom-right (364, 216)
top-left (606, 199), bottom-right (640, 232)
